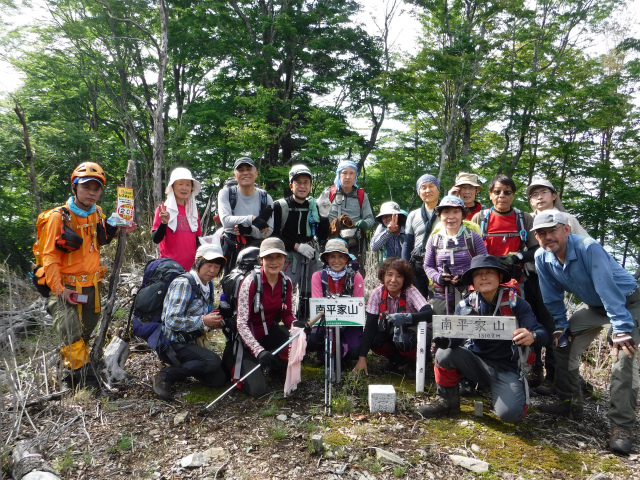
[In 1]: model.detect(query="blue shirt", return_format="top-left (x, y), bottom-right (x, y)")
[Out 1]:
top-left (535, 234), bottom-right (638, 333)
top-left (161, 273), bottom-right (214, 343)
top-left (370, 224), bottom-right (404, 259)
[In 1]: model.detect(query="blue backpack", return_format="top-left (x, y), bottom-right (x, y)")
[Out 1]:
top-left (130, 258), bottom-right (210, 365)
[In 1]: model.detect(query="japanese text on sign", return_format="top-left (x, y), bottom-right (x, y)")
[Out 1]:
top-left (116, 187), bottom-right (134, 225)
top-left (432, 315), bottom-right (517, 340)
top-left (309, 297), bottom-right (365, 326)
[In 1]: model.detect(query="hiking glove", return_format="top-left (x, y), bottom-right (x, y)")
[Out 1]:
top-left (296, 243), bottom-right (315, 259)
top-left (293, 320), bottom-right (312, 336)
top-left (252, 217), bottom-right (269, 231)
top-left (257, 205), bottom-right (273, 221)
top-left (237, 224), bottom-right (253, 235)
top-left (257, 350), bottom-right (275, 368)
top-left (433, 337), bottom-right (454, 350)
top-left (499, 252), bottom-right (521, 268)
top-left (553, 328), bottom-right (572, 348)
top-left (355, 219), bottom-right (368, 230)
top-left (387, 313), bottom-right (413, 327)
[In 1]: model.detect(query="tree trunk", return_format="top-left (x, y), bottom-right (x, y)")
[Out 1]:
top-left (153, 0), bottom-right (169, 207)
top-left (91, 160), bottom-right (136, 366)
top-left (14, 105), bottom-right (41, 215)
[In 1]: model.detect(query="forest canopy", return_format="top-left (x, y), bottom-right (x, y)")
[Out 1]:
top-left (0, 0), bottom-right (639, 273)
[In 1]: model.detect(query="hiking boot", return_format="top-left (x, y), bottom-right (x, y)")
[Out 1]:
top-left (418, 396), bottom-right (460, 418)
top-left (459, 377), bottom-right (475, 397)
top-left (610, 426), bottom-right (633, 455)
top-left (580, 377), bottom-right (595, 397)
top-left (534, 377), bottom-right (555, 396)
top-left (528, 364), bottom-right (545, 388)
top-left (152, 373), bottom-right (173, 401)
top-left (537, 399), bottom-right (584, 420)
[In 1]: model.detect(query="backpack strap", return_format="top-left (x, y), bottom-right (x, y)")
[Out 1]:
top-left (320, 269), bottom-right (330, 297)
top-left (277, 198), bottom-right (289, 231)
top-left (480, 207), bottom-right (527, 250)
top-left (259, 189), bottom-right (268, 214)
top-left (251, 268), bottom-right (268, 335)
top-left (356, 188), bottom-right (364, 209)
top-left (432, 228), bottom-right (477, 266)
top-left (329, 185), bottom-right (337, 202)
top-left (228, 185), bottom-right (238, 212)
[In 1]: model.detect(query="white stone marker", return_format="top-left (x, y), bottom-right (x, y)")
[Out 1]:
top-left (368, 385), bottom-right (396, 413)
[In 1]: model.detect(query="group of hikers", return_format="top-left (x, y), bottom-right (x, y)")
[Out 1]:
top-left (36, 159), bottom-right (639, 455)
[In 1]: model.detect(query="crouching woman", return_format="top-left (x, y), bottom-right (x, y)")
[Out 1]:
top-left (152, 242), bottom-right (227, 401)
top-left (233, 237), bottom-right (306, 397)
top-left (353, 257), bottom-right (433, 374)
top-left (418, 254), bottom-right (548, 424)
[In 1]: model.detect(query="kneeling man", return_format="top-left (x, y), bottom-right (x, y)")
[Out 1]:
top-left (419, 254), bottom-right (547, 424)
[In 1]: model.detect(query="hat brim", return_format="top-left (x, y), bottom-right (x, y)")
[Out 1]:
top-left (459, 265), bottom-right (511, 286)
top-left (320, 249), bottom-right (356, 262)
top-left (198, 253), bottom-right (227, 262)
top-left (75, 177), bottom-right (104, 186)
top-left (375, 211), bottom-right (407, 226)
top-left (530, 221), bottom-right (561, 232)
top-left (234, 161), bottom-right (256, 170)
top-left (259, 248), bottom-right (287, 258)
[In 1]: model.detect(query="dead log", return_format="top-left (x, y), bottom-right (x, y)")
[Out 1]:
top-left (91, 159), bottom-right (136, 367)
top-left (103, 336), bottom-right (130, 385)
top-left (10, 440), bottom-right (61, 480)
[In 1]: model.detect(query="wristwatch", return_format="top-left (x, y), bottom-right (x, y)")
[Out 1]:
top-left (532, 332), bottom-right (538, 343)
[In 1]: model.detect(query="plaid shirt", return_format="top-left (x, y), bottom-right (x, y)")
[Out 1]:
top-left (161, 273), bottom-right (214, 343)
top-left (366, 284), bottom-right (428, 315)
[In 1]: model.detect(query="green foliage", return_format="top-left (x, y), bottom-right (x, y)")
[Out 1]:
top-left (267, 423), bottom-right (288, 440)
top-left (0, 0), bottom-right (639, 272)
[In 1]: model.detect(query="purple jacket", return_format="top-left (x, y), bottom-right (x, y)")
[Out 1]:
top-left (424, 229), bottom-right (487, 300)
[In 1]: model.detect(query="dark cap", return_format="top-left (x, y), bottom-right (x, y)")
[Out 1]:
top-left (233, 157), bottom-right (256, 170)
top-left (459, 254), bottom-right (512, 286)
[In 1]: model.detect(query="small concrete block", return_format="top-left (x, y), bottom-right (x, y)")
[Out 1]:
top-left (311, 434), bottom-right (323, 453)
top-left (368, 385), bottom-right (396, 413)
top-left (474, 401), bottom-right (483, 417)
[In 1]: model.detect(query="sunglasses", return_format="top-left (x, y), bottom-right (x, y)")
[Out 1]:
top-left (491, 189), bottom-right (513, 196)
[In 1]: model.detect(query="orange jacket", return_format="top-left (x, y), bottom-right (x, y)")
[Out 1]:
top-left (42, 204), bottom-right (109, 296)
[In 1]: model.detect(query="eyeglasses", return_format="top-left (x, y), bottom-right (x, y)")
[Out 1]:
top-left (529, 189), bottom-right (551, 199)
top-left (534, 225), bottom-right (564, 237)
top-left (491, 189), bottom-right (513, 196)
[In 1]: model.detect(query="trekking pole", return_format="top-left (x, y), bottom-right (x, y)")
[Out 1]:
top-left (326, 328), bottom-right (334, 416)
top-left (200, 312), bottom-right (325, 414)
top-left (324, 324), bottom-right (329, 415)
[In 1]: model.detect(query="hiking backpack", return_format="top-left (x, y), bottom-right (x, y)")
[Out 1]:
top-left (31, 205), bottom-right (105, 297)
top-left (478, 206), bottom-right (527, 251)
top-left (328, 185), bottom-right (364, 209)
top-left (430, 228), bottom-right (477, 267)
top-left (223, 177), bottom-right (268, 213)
top-left (129, 258), bottom-right (211, 364)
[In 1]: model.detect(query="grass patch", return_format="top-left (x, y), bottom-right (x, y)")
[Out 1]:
top-left (323, 431), bottom-right (350, 447)
top-left (107, 433), bottom-right (134, 454)
top-left (267, 424), bottom-right (287, 440)
top-left (393, 465), bottom-right (406, 477)
top-left (418, 412), bottom-right (626, 476)
top-left (54, 448), bottom-right (74, 474)
top-left (183, 384), bottom-right (224, 403)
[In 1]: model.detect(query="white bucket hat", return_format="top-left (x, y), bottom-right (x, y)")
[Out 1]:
top-left (165, 167), bottom-right (202, 196)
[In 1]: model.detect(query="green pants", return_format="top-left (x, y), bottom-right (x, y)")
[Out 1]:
top-left (553, 288), bottom-right (640, 428)
top-left (49, 285), bottom-right (102, 348)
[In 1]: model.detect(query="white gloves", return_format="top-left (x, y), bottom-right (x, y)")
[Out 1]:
top-left (296, 243), bottom-right (316, 259)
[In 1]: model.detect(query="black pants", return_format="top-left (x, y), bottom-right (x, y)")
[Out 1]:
top-left (222, 324), bottom-right (289, 398)
top-left (523, 273), bottom-right (556, 380)
top-left (158, 342), bottom-right (226, 387)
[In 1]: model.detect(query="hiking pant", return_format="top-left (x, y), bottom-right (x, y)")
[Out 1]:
top-left (222, 324), bottom-right (290, 398)
top-left (553, 288), bottom-right (640, 429)
top-left (435, 347), bottom-right (527, 424)
top-left (307, 326), bottom-right (363, 361)
top-left (523, 273), bottom-right (556, 380)
top-left (50, 285), bottom-right (101, 346)
top-left (157, 342), bottom-right (226, 388)
top-left (284, 251), bottom-right (319, 322)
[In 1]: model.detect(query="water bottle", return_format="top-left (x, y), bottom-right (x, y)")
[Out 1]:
top-left (218, 293), bottom-right (233, 320)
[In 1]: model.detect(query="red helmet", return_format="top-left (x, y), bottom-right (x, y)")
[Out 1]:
top-left (70, 162), bottom-right (106, 186)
